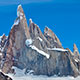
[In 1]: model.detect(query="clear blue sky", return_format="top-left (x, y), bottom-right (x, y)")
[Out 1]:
top-left (0, 0), bottom-right (80, 52)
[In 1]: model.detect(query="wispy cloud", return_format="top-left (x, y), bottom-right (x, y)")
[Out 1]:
top-left (0, 0), bottom-right (80, 5)
top-left (53, 0), bottom-right (80, 3)
top-left (0, 0), bottom-right (52, 5)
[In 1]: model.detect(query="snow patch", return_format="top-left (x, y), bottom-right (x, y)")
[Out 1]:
top-left (0, 36), bottom-right (2, 39)
top-left (25, 39), bottom-right (49, 59)
top-left (74, 59), bottom-right (80, 63)
top-left (25, 39), bottom-right (33, 46)
top-left (17, 5), bottom-right (24, 17)
top-left (20, 16), bottom-right (23, 20)
top-left (47, 48), bottom-right (68, 52)
top-left (17, 11), bottom-right (23, 17)
top-left (75, 59), bottom-right (78, 62)
top-left (10, 66), bottom-right (34, 77)
top-left (0, 52), bottom-right (2, 56)
top-left (12, 66), bottom-right (26, 76)
top-left (18, 4), bottom-right (22, 9)
top-left (14, 19), bottom-right (20, 25)
top-left (27, 70), bottom-right (34, 75)
top-left (29, 45), bottom-right (50, 59)
top-left (29, 18), bottom-right (33, 23)
top-left (37, 37), bottom-right (43, 42)
top-left (54, 40), bottom-right (57, 43)
top-left (6, 73), bottom-right (78, 80)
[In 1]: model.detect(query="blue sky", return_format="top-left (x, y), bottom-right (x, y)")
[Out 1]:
top-left (0, 0), bottom-right (80, 52)
top-left (0, 0), bottom-right (80, 5)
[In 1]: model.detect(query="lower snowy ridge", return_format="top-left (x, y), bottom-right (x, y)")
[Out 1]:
top-left (6, 67), bottom-right (80, 80)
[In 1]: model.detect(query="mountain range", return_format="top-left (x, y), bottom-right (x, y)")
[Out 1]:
top-left (0, 5), bottom-right (80, 80)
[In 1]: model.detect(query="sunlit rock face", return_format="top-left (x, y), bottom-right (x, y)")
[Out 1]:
top-left (0, 5), bottom-right (80, 78)
top-left (73, 43), bottom-right (80, 58)
top-left (1, 5), bottom-right (31, 73)
top-left (44, 27), bottom-right (62, 48)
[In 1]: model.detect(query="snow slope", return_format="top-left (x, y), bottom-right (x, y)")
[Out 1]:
top-left (47, 48), bottom-right (68, 52)
top-left (7, 74), bottom-right (80, 80)
top-left (7, 66), bottom-right (80, 80)
top-left (29, 45), bottom-right (50, 59)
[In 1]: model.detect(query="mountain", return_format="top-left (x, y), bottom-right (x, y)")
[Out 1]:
top-left (0, 5), bottom-right (80, 78)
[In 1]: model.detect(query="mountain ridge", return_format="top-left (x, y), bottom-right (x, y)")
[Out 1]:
top-left (0, 4), bottom-right (80, 78)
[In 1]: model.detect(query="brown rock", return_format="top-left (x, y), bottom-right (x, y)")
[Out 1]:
top-left (1, 34), bottom-right (7, 40)
top-left (17, 5), bottom-right (30, 39)
top-left (29, 19), bottom-right (43, 39)
top-left (44, 27), bottom-right (62, 48)
top-left (2, 5), bottom-right (31, 73)
top-left (73, 43), bottom-right (80, 58)
top-left (0, 5), bottom-right (79, 78)
top-left (66, 48), bottom-right (74, 56)
top-left (29, 19), bottom-right (50, 48)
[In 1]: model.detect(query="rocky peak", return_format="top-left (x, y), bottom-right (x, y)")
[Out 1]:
top-left (29, 18), bottom-right (43, 39)
top-left (73, 44), bottom-right (78, 51)
top-left (0, 34), bottom-right (7, 52)
top-left (66, 48), bottom-right (74, 56)
top-left (6, 4), bottom-right (31, 54)
top-left (73, 43), bottom-right (80, 56)
top-left (1, 5), bottom-right (31, 73)
top-left (44, 27), bottom-right (62, 48)
top-left (17, 4), bottom-right (30, 39)
top-left (0, 5), bottom-right (80, 78)
top-left (44, 27), bottom-right (55, 37)
top-left (29, 18), bottom-right (33, 24)
top-left (1, 34), bottom-right (7, 40)
top-left (17, 5), bottom-right (24, 17)
top-left (29, 19), bottom-right (51, 50)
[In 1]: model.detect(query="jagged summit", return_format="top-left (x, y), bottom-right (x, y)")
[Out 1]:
top-left (66, 48), bottom-right (73, 56)
top-left (29, 18), bottom-right (43, 39)
top-left (29, 18), bottom-right (33, 24)
top-left (1, 34), bottom-right (6, 40)
top-left (17, 4), bottom-right (22, 9)
top-left (17, 4), bottom-right (24, 17)
top-left (73, 43), bottom-right (79, 51)
top-left (73, 43), bottom-right (80, 58)
top-left (44, 27), bottom-right (55, 36)
top-left (44, 26), bottom-right (62, 48)
top-left (0, 5), bottom-right (80, 78)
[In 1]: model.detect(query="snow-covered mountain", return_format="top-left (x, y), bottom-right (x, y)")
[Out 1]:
top-left (0, 5), bottom-right (80, 80)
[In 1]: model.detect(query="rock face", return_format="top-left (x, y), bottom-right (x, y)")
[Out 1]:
top-left (0, 72), bottom-right (12, 80)
top-left (44, 27), bottom-right (62, 48)
top-left (0, 5), bottom-right (80, 78)
top-left (2, 5), bottom-right (30, 73)
top-left (73, 44), bottom-right (80, 58)
top-left (0, 34), bottom-right (7, 52)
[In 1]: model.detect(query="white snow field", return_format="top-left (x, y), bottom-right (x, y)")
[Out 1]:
top-left (7, 67), bottom-right (80, 80)
top-left (7, 74), bottom-right (80, 80)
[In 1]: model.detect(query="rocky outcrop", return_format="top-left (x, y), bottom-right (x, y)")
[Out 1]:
top-left (29, 19), bottom-right (50, 51)
top-left (0, 34), bottom-right (7, 52)
top-left (0, 72), bottom-right (12, 80)
top-left (44, 27), bottom-right (62, 48)
top-left (0, 5), bottom-right (80, 78)
top-left (73, 43), bottom-right (80, 58)
top-left (72, 44), bottom-right (80, 72)
top-left (2, 5), bottom-right (31, 73)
